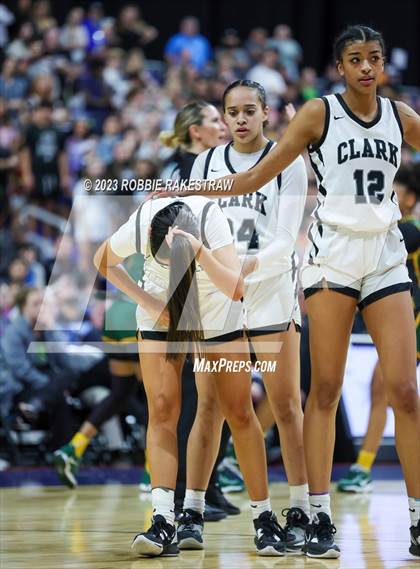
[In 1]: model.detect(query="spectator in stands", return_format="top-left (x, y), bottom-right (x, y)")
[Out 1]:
top-left (60, 7), bottom-right (89, 62)
top-left (32, 0), bottom-right (56, 35)
top-left (299, 67), bottom-right (320, 101)
top-left (216, 28), bottom-right (250, 76)
top-left (0, 4), bottom-right (14, 48)
top-left (245, 27), bottom-right (268, 63)
top-left (0, 287), bottom-right (75, 449)
top-left (66, 117), bottom-right (96, 187)
top-left (267, 24), bottom-right (302, 82)
top-left (247, 47), bottom-right (287, 108)
top-left (18, 243), bottom-right (46, 287)
top-left (20, 101), bottom-right (70, 205)
top-left (77, 57), bottom-right (113, 133)
top-left (0, 58), bottom-right (29, 109)
top-left (115, 4), bottom-right (158, 51)
top-left (0, 98), bottom-right (20, 212)
top-left (81, 2), bottom-right (106, 53)
top-left (164, 16), bottom-right (212, 73)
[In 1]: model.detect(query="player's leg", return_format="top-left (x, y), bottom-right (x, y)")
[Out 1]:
top-left (131, 340), bottom-right (185, 558)
top-left (177, 371), bottom-right (225, 550)
top-left (303, 289), bottom-right (358, 558)
top-left (361, 291), bottom-right (420, 556)
top-left (208, 337), bottom-right (286, 556)
top-left (53, 356), bottom-right (139, 488)
top-left (251, 325), bottom-right (309, 552)
top-left (337, 361), bottom-right (388, 493)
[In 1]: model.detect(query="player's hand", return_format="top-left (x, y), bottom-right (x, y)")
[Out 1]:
top-left (284, 103), bottom-right (297, 122)
top-left (146, 297), bottom-right (169, 328)
top-left (171, 226), bottom-right (203, 255)
top-left (239, 255), bottom-right (258, 277)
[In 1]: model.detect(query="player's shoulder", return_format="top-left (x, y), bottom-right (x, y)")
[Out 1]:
top-left (182, 194), bottom-right (216, 211)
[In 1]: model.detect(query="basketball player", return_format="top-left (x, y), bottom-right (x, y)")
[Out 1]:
top-left (94, 196), bottom-right (287, 557)
top-left (337, 163), bottom-right (419, 493)
top-left (177, 80), bottom-right (310, 553)
top-left (176, 25), bottom-right (420, 558)
top-left (159, 101), bottom-right (242, 519)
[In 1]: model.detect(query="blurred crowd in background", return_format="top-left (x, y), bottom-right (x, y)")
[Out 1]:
top-left (0, 1), bottom-right (419, 466)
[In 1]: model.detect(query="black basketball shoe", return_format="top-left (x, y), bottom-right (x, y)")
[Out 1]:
top-left (282, 507), bottom-right (310, 554)
top-left (303, 512), bottom-right (340, 558)
top-left (131, 515), bottom-right (179, 557)
top-left (253, 511), bottom-right (286, 556)
top-left (410, 520), bottom-right (420, 556)
top-left (177, 508), bottom-right (204, 550)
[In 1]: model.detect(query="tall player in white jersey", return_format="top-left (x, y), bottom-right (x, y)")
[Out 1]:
top-left (178, 25), bottom-right (420, 559)
top-left (178, 79), bottom-right (310, 553)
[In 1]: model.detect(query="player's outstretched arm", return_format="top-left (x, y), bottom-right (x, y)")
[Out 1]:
top-left (190, 98), bottom-right (324, 197)
top-left (395, 101), bottom-right (420, 150)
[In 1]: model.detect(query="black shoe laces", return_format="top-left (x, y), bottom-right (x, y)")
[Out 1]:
top-left (149, 515), bottom-right (173, 540)
top-left (255, 513), bottom-right (287, 541)
top-left (178, 509), bottom-right (202, 530)
top-left (282, 507), bottom-right (308, 532)
top-left (315, 517), bottom-right (337, 541)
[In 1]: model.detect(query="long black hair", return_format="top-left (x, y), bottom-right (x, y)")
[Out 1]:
top-left (150, 201), bottom-right (203, 359)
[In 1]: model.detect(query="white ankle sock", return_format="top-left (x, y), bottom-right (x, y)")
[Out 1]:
top-left (151, 487), bottom-right (175, 526)
top-left (409, 497), bottom-right (420, 526)
top-left (250, 498), bottom-right (271, 520)
top-left (184, 489), bottom-right (205, 515)
top-left (309, 493), bottom-right (331, 521)
top-left (289, 484), bottom-right (310, 516)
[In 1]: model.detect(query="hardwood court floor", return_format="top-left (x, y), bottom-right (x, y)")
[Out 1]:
top-left (1, 481), bottom-right (418, 569)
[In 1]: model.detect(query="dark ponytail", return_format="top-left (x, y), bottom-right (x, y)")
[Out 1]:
top-left (150, 202), bottom-right (203, 359)
top-left (333, 25), bottom-right (385, 62)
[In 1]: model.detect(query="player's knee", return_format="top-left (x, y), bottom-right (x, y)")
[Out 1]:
top-left (149, 393), bottom-right (179, 425)
top-left (313, 379), bottom-right (341, 410)
top-left (388, 380), bottom-right (419, 414)
top-left (272, 399), bottom-right (301, 425)
top-left (223, 402), bottom-right (253, 430)
top-left (197, 393), bottom-right (220, 422)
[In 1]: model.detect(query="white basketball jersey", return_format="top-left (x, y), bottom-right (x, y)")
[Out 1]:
top-left (190, 141), bottom-right (307, 283)
top-left (308, 94), bottom-right (402, 233)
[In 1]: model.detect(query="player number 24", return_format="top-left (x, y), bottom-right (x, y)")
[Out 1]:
top-left (227, 218), bottom-right (259, 249)
top-left (353, 169), bottom-right (385, 204)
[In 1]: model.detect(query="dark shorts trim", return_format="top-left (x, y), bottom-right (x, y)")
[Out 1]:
top-left (138, 329), bottom-right (244, 344)
top-left (247, 321), bottom-right (301, 337)
top-left (303, 280), bottom-right (359, 300)
top-left (358, 282), bottom-right (413, 311)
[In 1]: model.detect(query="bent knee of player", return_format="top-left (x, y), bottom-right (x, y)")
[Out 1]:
top-left (388, 379), bottom-right (419, 415)
top-left (312, 378), bottom-right (342, 410)
top-left (149, 393), bottom-right (180, 426)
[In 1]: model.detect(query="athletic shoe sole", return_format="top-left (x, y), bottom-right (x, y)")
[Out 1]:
top-left (256, 545), bottom-right (285, 556)
top-left (53, 452), bottom-right (77, 489)
top-left (219, 483), bottom-right (245, 494)
top-left (285, 544), bottom-right (305, 555)
top-left (178, 536), bottom-right (204, 550)
top-left (131, 535), bottom-right (179, 557)
top-left (337, 483), bottom-right (372, 493)
top-left (306, 548), bottom-right (341, 559)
